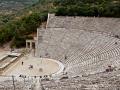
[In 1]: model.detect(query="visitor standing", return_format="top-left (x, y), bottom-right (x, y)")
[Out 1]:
top-left (22, 61), bottom-right (24, 65)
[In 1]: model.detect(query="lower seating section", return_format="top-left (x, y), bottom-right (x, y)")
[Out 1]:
top-left (41, 70), bottom-right (120, 90)
top-left (1, 70), bottom-right (120, 90)
top-left (37, 28), bottom-right (120, 77)
top-left (0, 76), bottom-right (36, 90)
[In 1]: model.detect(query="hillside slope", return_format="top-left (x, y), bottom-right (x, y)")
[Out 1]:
top-left (0, 0), bottom-right (39, 15)
top-left (0, 0), bottom-right (119, 48)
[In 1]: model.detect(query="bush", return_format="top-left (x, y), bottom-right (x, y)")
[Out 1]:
top-left (0, 12), bottom-right (48, 47)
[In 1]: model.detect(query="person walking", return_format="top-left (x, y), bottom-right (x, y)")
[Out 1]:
top-left (22, 61), bottom-right (24, 65)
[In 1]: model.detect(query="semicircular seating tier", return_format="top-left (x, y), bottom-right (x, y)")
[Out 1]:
top-left (36, 28), bottom-right (120, 77)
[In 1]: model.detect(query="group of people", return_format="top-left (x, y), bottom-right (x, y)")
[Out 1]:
top-left (29, 65), bottom-right (33, 69)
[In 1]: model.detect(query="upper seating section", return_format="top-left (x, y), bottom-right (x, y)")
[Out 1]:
top-left (46, 13), bottom-right (120, 35)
